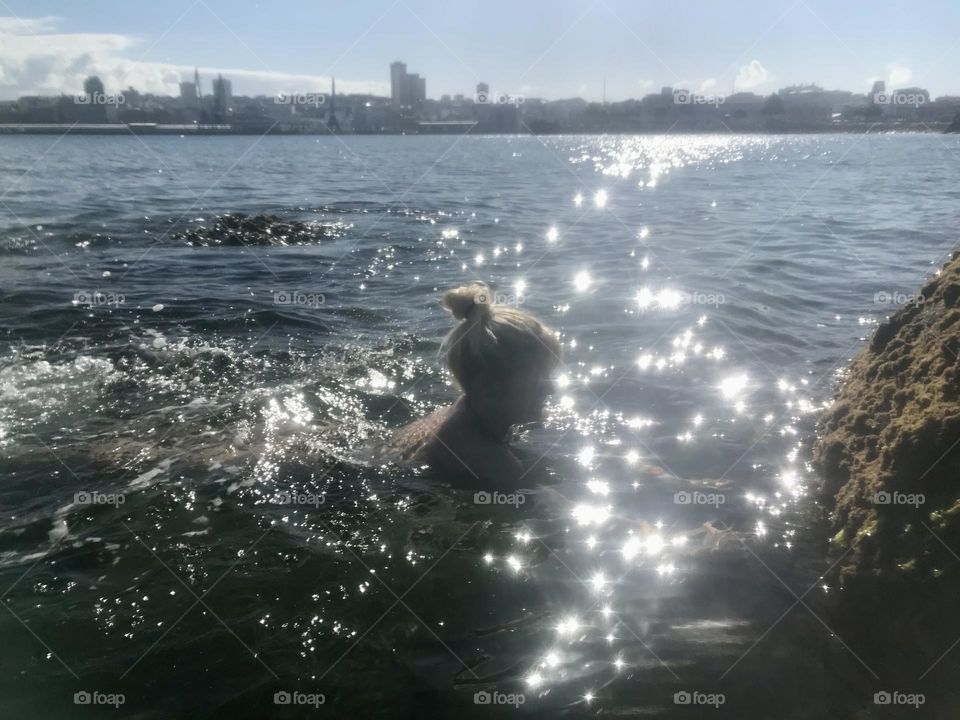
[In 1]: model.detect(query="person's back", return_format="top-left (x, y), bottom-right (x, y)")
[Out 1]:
top-left (381, 282), bottom-right (561, 488)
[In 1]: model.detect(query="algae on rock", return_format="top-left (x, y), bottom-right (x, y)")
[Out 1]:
top-left (814, 251), bottom-right (960, 578)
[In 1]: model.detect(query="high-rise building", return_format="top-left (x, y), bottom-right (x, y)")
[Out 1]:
top-left (390, 61), bottom-right (407, 109)
top-left (390, 61), bottom-right (426, 115)
top-left (212, 74), bottom-right (232, 121)
top-left (328, 76), bottom-right (341, 133)
top-left (179, 81), bottom-right (199, 109)
top-left (407, 73), bottom-right (426, 108)
top-left (195, 68), bottom-right (205, 118)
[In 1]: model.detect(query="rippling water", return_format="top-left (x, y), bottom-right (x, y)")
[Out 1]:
top-left (1, 133), bottom-right (958, 718)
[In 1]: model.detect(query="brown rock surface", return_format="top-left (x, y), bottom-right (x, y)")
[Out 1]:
top-left (814, 251), bottom-right (960, 578)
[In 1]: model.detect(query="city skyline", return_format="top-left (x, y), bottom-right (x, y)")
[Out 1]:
top-left (5, 58), bottom-right (951, 137)
top-left (2, 0), bottom-right (960, 103)
top-left (29, 67), bottom-right (950, 107)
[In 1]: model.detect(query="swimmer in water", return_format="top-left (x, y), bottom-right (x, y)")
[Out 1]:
top-left (383, 282), bottom-right (561, 487)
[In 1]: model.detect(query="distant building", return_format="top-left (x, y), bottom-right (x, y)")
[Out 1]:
top-left (886, 86), bottom-right (931, 119)
top-left (389, 61), bottom-right (426, 116)
top-left (390, 61), bottom-right (406, 109)
top-left (193, 69), bottom-right (205, 119)
top-left (778, 84), bottom-right (860, 124)
top-left (923, 95), bottom-right (960, 123)
top-left (893, 87), bottom-right (930, 104)
top-left (778, 83), bottom-right (824, 97)
top-left (179, 82), bottom-right (199, 109)
top-left (473, 80), bottom-right (520, 131)
top-left (327, 77), bottom-right (341, 132)
top-left (408, 73), bottom-right (426, 109)
top-left (212, 74), bottom-right (232, 121)
top-left (179, 80), bottom-right (199, 109)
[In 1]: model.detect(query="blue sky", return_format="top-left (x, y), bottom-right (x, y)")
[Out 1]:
top-left (1, 0), bottom-right (959, 100)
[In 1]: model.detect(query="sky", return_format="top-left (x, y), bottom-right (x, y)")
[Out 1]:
top-left (1, 0), bottom-right (959, 102)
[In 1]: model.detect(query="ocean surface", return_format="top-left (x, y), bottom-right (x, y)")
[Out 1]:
top-left (1, 133), bottom-right (958, 719)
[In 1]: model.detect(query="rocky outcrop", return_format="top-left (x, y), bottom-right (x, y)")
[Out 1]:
top-left (814, 251), bottom-right (960, 579)
top-left (174, 213), bottom-right (347, 246)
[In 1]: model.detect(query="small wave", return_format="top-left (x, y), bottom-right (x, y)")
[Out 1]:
top-left (172, 212), bottom-right (350, 246)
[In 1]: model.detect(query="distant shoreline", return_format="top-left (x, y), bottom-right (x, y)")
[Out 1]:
top-left (0, 122), bottom-right (953, 136)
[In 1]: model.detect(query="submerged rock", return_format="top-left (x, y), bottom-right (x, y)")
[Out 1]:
top-left (814, 251), bottom-right (960, 580)
top-left (174, 212), bottom-right (347, 246)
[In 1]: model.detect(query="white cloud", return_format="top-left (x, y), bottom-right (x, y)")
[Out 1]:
top-left (886, 62), bottom-right (913, 88)
top-left (0, 16), bottom-right (387, 99)
top-left (0, 16), bottom-right (60, 34)
top-left (733, 60), bottom-right (771, 92)
top-left (698, 78), bottom-right (717, 93)
top-left (864, 63), bottom-right (915, 91)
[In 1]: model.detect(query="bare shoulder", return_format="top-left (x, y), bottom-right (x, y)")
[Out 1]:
top-left (378, 402), bottom-right (531, 489)
top-left (379, 406), bottom-right (452, 463)
top-left (427, 424), bottom-right (526, 487)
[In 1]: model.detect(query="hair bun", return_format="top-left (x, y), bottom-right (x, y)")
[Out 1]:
top-left (442, 282), bottom-right (492, 321)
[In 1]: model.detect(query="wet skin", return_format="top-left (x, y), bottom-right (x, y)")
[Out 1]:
top-left (384, 371), bottom-right (554, 487)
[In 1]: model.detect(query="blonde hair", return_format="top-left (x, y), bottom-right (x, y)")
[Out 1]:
top-left (440, 282), bottom-right (561, 390)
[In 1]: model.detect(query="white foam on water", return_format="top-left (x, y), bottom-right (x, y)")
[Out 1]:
top-left (0, 355), bottom-right (116, 404)
top-left (127, 458), bottom-right (173, 491)
top-left (48, 518), bottom-right (68, 545)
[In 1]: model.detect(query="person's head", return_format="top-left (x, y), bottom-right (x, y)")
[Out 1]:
top-left (440, 282), bottom-right (561, 428)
